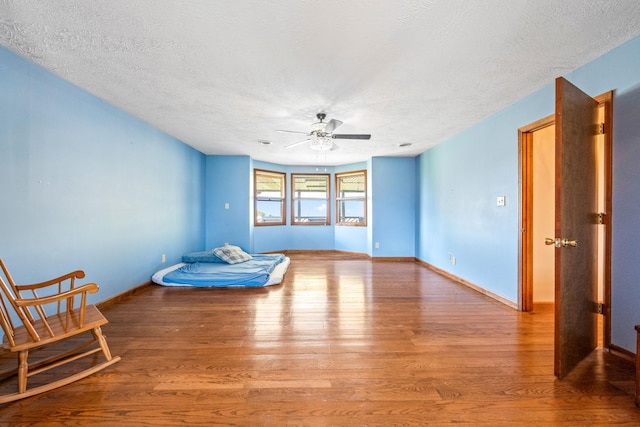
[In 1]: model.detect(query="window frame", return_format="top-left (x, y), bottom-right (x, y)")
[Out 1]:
top-left (335, 170), bottom-right (367, 226)
top-left (291, 173), bottom-right (330, 226)
top-left (254, 169), bottom-right (286, 226)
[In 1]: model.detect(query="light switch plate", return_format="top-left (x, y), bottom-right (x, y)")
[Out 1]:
top-left (497, 196), bottom-right (506, 207)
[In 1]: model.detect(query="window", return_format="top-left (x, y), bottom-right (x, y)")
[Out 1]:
top-left (254, 169), bottom-right (286, 226)
top-left (291, 174), bottom-right (330, 225)
top-left (336, 170), bottom-right (367, 226)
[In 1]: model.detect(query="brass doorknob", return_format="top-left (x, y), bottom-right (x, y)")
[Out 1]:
top-left (561, 238), bottom-right (577, 247)
top-left (545, 237), bottom-right (577, 248)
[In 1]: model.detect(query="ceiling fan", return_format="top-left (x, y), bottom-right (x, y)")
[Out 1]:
top-left (276, 113), bottom-right (371, 151)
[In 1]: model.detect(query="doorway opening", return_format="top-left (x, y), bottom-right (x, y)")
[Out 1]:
top-left (519, 91), bottom-right (613, 350)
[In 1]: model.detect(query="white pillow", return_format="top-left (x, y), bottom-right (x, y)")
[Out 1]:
top-left (212, 245), bottom-right (252, 264)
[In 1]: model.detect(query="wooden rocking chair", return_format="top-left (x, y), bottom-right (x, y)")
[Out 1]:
top-left (0, 258), bottom-right (120, 403)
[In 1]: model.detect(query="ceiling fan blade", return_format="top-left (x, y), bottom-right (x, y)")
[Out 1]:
top-left (285, 139), bottom-right (310, 149)
top-left (331, 134), bottom-right (371, 140)
top-left (324, 119), bottom-right (343, 133)
top-left (275, 129), bottom-right (310, 135)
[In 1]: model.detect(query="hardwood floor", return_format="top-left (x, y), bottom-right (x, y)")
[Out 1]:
top-left (1, 252), bottom-right (638, 426)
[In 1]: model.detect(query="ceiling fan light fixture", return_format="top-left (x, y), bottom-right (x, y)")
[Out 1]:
top-left (309, 135), bottom-right (333, 151)
top-left (279, 112), bottom-right (368, 151)
top-left (310, 122), bottom-right (326, 133)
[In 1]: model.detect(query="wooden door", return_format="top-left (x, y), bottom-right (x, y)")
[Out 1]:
top-left (554, 77), bottom-right (599, 379)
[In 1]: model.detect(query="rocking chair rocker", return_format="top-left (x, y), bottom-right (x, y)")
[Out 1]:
top-left (0, 258), bottom-right (120, 403)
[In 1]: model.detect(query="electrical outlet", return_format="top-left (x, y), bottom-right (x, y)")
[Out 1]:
top-left (161, 254), bottom-right (166, 263)
top-left (375, 242), bottom-right (380, 249)
top-left (451, 256), bottom-right (456, 265)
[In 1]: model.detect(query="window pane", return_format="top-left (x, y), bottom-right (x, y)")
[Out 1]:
top-left (257, 189), bottom-right (283, 198)
top-left (292, 174), bottom-right (329, 225)
top-left (294, 176), bottom-right (327, 193)
top-left (256, 172), bottom-right (284, 198)
top-left (256, 200), bottom-right (284, 223)
top-left (295, 191), bottom-right (327, 199)
top-left (337, 174), bottom-right (365, 198)
top-left (337, 200), bottom-right (365, 223)
top-left (293, 199), bottom-right (328, 223)
top-left (336, 170), bottom-right (366, 226)
top-left (255, 169), bottom-right (286, 226)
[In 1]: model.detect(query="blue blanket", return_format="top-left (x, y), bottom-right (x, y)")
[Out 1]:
top-left (162, 254), bottom-right (285, 287)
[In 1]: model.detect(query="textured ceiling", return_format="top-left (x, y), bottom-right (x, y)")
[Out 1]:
top-left (2, 1), bottom-right (640, 165)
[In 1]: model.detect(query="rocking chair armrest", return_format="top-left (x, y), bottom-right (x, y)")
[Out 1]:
top-left (14, 283), bottom-right (99, 307)
top-left (14, 270), bottom-right (86, 292)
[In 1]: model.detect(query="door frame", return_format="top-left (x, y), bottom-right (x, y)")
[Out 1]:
top-left (518, 90), bottom-right (613, 349)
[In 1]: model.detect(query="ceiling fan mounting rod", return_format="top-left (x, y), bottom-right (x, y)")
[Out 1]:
top-left (316, 112), bottom-right (326, 122)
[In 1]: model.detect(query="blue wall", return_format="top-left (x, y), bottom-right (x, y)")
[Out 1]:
top-left (566, 38), bottom-right (640, 353)
top-left (417, 35), bottom-right (640, 352)
top-left (205, 156), bottom-right (251, 250)
top-left (371, 157), bottom-right (415, 258)
top-left (0, 46), bottom-right (205, 303)
top-left (610, 85), bottom-right (640, 353)
top-left (249, 160), bottom-right (291, 253)
top-left (416, 95), bottom-right (548, 301)
top-left (204, 158), bottom-right (415, 257)
top-left (334, 162), bottom-right (370, 255)
top-left (4, 31), bottom-right (639, 353)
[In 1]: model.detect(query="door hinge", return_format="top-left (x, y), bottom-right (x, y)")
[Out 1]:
top-left (597, 212), bottom-right (607, 224)
top-left (598, 122), bottom-right (605, 135)
top-left (596, 302), bottom-right (605, 315)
